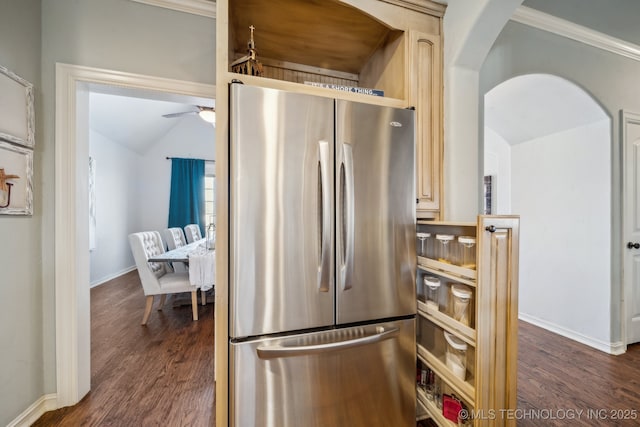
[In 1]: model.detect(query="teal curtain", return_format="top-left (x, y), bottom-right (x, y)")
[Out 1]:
top-left (168, 158), bottom-right (205, 235)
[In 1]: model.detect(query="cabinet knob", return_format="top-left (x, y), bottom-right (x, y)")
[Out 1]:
top-left (627, 242), bottom-right (640, 249)
top-left (485, 225), bottom-right (496, 233)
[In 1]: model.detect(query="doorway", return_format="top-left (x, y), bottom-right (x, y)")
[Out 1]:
top-left (87, 90), bottom-right (215, 287)
top-left (54, 64), bottom-right (216, 406)
top-left (483, 73), bottom-right (616, 353)
top-left (622, 111), bottom-right (640, 346)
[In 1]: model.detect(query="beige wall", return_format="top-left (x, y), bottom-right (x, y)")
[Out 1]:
top-left (0, 1), bottom-right (42, 424)
top-left (1, 0), bottom-right (215, 422)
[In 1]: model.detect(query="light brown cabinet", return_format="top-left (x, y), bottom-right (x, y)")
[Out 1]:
top-left (220, 0), bottom-right (445, 214)
top-left (410, 31), bottom-right (442, 218)
top-left (415, 217), bottom-right (519, 427)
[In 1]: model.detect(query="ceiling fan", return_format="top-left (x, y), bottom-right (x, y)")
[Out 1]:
top-left (162, 106), bottom-right (216, 124)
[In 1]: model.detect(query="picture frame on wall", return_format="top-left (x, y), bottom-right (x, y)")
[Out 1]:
top-left (0, 64), bottom-right (35, 148)
top-left (0, 140), bottom-right (33, 215)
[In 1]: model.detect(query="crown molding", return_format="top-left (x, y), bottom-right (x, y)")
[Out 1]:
top-left (380, 0), bottom-right (446, 17)
top-left (511, 5), bottom-right (640, 63)
top-left (130, 0), bottom-right (215, 19)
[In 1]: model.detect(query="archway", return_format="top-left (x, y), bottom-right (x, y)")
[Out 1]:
top-left (483, 73), bottom-right (615, 352)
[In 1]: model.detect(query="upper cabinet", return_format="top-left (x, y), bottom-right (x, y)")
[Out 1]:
top-left (229, 0), bottom-right (404, 99)
top-left (411, 31), bottom-right (442, 217)
top-left (220, 0), bottom-right (443, 104)
top-left (219, 0), bottom-right (445, 218)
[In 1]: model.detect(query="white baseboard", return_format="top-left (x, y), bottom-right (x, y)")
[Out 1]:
top-left (90, 265), bottom-right (136, 288)
top-left (7, 394), bottom-right (57, 427)
top-left (519, 313), bottom-right (626, 355)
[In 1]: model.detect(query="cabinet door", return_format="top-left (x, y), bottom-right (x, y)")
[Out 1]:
top-left (410, 31), bottom-right (442, 217)
top-left (229, 84), bottom-right (335, 338)
top-left (335, 100), bottom-right (416, 324)
top-left (476, 216), bottom-right (520, 427)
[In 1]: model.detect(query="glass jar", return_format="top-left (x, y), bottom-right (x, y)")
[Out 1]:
top-left (434, 376), bottom-right (443, 409)
top-left (444, 331), bottom-right (467, 381)
top-left (424, 276), bottom-right (441, 311)
top-left (435, 234), bottom-right (455, 264)
top-left (457, 236), bottom-right (476, 269)
top-left (450, 284), bottom-right (473, 326)
top-left (416, 232), bottom-right (431, 257)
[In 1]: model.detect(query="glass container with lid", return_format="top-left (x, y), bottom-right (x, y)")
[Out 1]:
top-left (444, 331), bottom-right (468, 381)
top-left (424, 276), bottom-right (441, 311)
top-left (416, 232), bottom-right (431, 258)
top-left (449, 284), bottom-right (473, 326)
top-left (435, 234), bottom-right (455, 264)
top-left (457, 236), bottom-right (476, 269)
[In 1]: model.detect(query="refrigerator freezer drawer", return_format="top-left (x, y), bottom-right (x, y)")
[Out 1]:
top-left (229, 318), bottom-right (416, 427)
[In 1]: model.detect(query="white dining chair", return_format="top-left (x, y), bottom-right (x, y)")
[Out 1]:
top-left (184, 224), bottom-right (203, 244)
top-left (128, 231), bottom-right (199, 325)
top-left (162, 227), bottom-right (188, 273)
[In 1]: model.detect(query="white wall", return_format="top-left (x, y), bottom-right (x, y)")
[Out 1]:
top-left (512, 119), bottom-right (612, 347)
top-left (88, 116), bottom-right (215, 286)
top-left (88, 130), bottom-right (141, 286)
top-left (139, 115), bottom-right (215, 233)
top-left (483, 127), bottom-right (512, 214)
top-left (443, 0), bottom-right (524, 220)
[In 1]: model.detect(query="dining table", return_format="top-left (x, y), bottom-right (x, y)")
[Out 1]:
top-left (148, 238), bottom-right (216, 304)
top-left (147, 238), bottom-right (208, 263)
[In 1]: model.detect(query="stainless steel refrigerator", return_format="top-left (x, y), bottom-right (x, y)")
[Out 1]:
top-left (229, 83), bottom-right (416, 426)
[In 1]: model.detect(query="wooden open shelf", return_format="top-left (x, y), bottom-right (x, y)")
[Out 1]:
top-left (417, 345), bottom-right (475, 406)
top-left (418, 300), bottom-right (476, 346)
top-left (417, 386), bottom-right (457, 427)
top-left (227, 0), bottom-right (412, 100)
top-left (230, 0), bottom-right (401, 75)
top-left (418, 258), bottom-right (477, 285)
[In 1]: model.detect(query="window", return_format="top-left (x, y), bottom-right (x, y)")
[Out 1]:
top-left (205, 175), bottom-right (216, 226)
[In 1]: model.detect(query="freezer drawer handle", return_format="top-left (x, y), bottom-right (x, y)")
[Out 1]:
top-left (256, 327), bottom-right (399, 359)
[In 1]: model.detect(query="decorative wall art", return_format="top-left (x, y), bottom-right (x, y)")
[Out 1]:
top-left (0, 140), bottom-right (33, 215)
top-left (0, 64), bottom-right (35, 148)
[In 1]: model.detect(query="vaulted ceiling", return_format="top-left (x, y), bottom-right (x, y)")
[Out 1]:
top-left (89, 92), bottom-right (215, 154)
top-left (485, 74), bottom-right (608, 145)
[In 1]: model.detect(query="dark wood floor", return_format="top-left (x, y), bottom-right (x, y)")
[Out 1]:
top-left (516, 321), bottom-right (640, 427)
top-left (34, 271), bottom-right (640, 426)
top-left (33, 270), bottom-right (215, 426)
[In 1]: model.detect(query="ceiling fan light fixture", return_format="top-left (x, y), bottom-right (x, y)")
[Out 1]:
top-left (198, 109), bottom-right (216, 124)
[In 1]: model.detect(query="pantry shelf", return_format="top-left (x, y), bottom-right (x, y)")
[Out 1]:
top-left (417, 386), bottom-right (457, 427)
top-left (415, 217), bottom-right (520, 426)
top-left (417, 344), bottom-right (475, 406)
top-left (417, 300), bottom-right (476, 346)
top-left (418, 256), bottom-right (477, 281)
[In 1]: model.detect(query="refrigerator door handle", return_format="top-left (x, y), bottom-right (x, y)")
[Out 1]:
top-left (317, 140), bottom-right (331, 293)
top-left (339, 143), bottom-right (355, 291)
top-left (256, 327), bottom-right (399, 359)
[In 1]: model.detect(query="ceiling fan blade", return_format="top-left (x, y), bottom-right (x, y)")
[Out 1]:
top-left (162, 111), bottom-right (198, 119)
